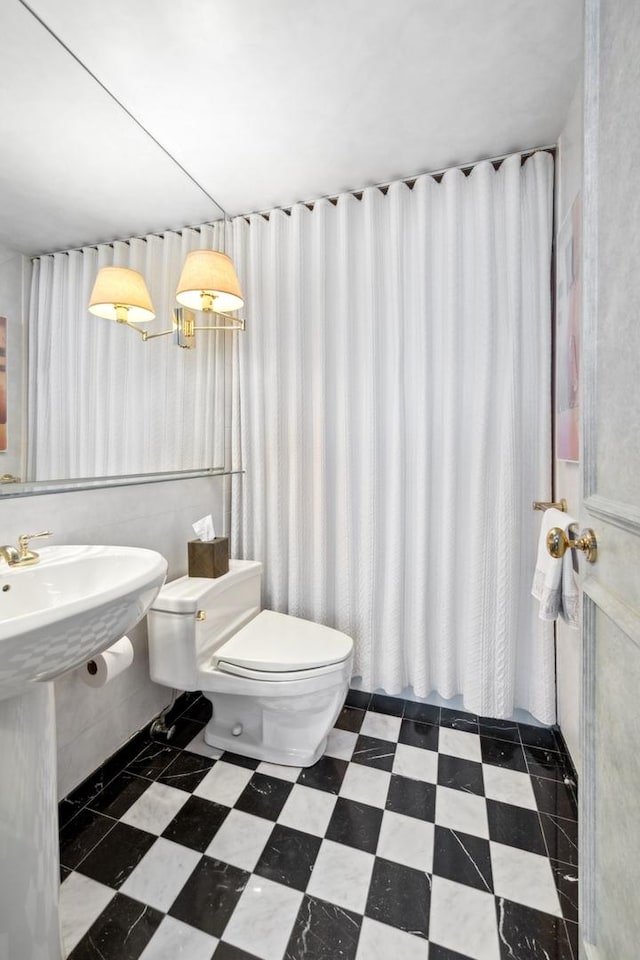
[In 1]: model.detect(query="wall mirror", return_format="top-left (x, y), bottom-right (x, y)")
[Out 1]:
top-left (0, 1), bottom-right (235, 496)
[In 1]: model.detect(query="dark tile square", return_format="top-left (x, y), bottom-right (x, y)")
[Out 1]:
top-left (60, 864), bottom-right (71, 884)
top-left (157, 750), bottom-right (216, 793)
top-left (182, 695), bottom-right (213, 724)
top-left (524, 745), bottom-right (570, 782)
top-left (369, 693), bottom-right (404, 717)
top-left (540, 813), bottom-right (578, 867)
top-left (385, 774), bottom-right (436, 822)
top-left (255, 823), bottom-right (321, 890)
top-left (215, 944), bottom-right (261, 960)
top-left (285, 894), bottom-right (361, 960)
top-left (235, 773), bottom-right (294, 819)
top-left (88, 771), bottom-right (150, 819)
top-left (65, 767), bottom-right (112, 816)
top-left (167, 717), bottom-right (209, 749)
top-left (437, 754), bottom-right (485, 796)
top-left (531, 775), bottom-right (577, 821)
top-left (162, 795), bottom-right (230, 851)
top-left (480, 736), bottom-right (527, 772)
top-left (76, 822), bottom-right (156, 889)
top-left (58, 799), bottom-right (79, 830)
top-left (170, 855), bottom-right (249, 938)
top-left (550, 861), bottom-right (579, 923)
top-left (440, 707), bottom-right (479, 732)
top-left (487, 799), bottom-right (547, 856)
top-left (162, 690), bottom-right (200, 726)
top-left (518, 723), bottom-right (559, 751)
top-left (59, 808), bottom-right (116, 870)
top-left (125, 741), bottom-right (179, 780)
top-left (433, 826), bottom-right (493, 892)
top-left (345, 689), bottom-right (371, 710)
top-left (429, 945), bottom-right (475, 960)
top-left (334, 705), bottom-right (366, 733)
top-left (365, 857), bottom-right (430, 937)
top-left (351, 734), bottom-right (396, 771)
top-left (478, 717), bottom-right (521, 744)
top-left (68, 893), bottom-right (162, 960)
top-left (325, 797), bottom-right (384, 854)
top-left (399, 718), bottom-right (440, 751)
top-left (495, 897), bottom-right (574, 960)
top-left (298, 755), bottom-right (348, 795)
top-left (220, 751), bottom-right (261, 770)
top-left (403, 700), bottom-right (441, 725)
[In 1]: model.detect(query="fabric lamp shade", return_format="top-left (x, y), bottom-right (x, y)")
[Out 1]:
top-left (88, 266), bottom-right (155, 322)
top-left (175, 250), bottom-right (244, 313)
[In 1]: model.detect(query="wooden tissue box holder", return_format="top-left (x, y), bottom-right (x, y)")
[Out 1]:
top-left (188, 537), bottom-right (229, 578)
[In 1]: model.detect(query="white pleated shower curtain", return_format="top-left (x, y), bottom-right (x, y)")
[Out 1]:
top-left (231, 152), bottom-right (555, 722)
top-left (28, 223), bottom-right (226, 480)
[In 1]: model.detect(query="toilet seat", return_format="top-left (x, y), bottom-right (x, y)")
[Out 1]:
top-left (213, 609), bottom-right (352, 676)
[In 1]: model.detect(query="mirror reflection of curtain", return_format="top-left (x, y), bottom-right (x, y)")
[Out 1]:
top-left (231, 152), bottom-right (555, 721)
top-left (28, 224), bottom-right (227, 480)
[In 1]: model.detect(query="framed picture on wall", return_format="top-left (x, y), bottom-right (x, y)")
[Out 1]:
top-left (556, 195), bottom-right (581, 462)
top-left (0, 316), bottom-right (6, 453)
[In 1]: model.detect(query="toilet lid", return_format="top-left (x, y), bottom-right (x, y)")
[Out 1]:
top-left (214, 610), bottom-right (353, 672)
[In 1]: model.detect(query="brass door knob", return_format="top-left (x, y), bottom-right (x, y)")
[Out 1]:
top-left (546, 527), bottom-right (598, 563)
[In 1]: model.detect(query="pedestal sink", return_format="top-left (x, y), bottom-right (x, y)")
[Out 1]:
top-left (0, 545), bottom-right (168, 960)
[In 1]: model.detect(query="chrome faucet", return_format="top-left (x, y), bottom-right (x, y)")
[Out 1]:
top-left (0, 531), bottom-right (52, 567)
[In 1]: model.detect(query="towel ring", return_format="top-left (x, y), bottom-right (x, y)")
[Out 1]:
top-left (546, 527), bottom-right (598, 564)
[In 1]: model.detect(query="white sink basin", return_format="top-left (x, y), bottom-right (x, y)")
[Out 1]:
top-left (0, 544), bottom-right (168, 701)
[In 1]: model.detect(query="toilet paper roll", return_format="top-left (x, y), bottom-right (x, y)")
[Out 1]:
top-left (82, 636), bottom-right (134, 687)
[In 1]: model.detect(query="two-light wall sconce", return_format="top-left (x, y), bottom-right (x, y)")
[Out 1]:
top-left (88, 249), bottom-right (245, 349)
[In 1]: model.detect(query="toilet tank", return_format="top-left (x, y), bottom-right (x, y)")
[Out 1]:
top-left (147, 559), bottom-right (262, 690)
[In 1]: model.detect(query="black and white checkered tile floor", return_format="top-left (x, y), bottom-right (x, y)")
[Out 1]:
top-left (58, 691), bottom-right (579, 960)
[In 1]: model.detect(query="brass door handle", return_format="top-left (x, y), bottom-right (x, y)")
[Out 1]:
top-left (546, 527), bottom-right (597, 563)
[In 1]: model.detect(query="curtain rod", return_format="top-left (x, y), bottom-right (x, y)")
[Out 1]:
top-left (36, 144), bottom-right (556, 259)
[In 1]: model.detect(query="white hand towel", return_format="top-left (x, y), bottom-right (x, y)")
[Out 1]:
top-left (560, 546), bottom-right (580, 628)
top-left (531, 508), bottom-right (576, 621)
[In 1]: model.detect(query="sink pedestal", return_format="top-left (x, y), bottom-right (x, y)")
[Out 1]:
top-left (0, 684), bottom-right (62, 960)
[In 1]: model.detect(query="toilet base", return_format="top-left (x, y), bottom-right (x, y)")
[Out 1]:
top-left (201, 677), bottom-right (348, 767)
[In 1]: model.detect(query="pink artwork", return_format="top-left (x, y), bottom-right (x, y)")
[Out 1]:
top-left (556, 196), bottom-right (580, 462)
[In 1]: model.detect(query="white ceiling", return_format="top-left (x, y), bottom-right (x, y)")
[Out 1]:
top-left (0, 0), bottom-right (582, 255)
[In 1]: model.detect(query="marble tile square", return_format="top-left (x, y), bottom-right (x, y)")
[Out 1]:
top-left (429, 876), bottom-right (500, 960)
top-left (482, 765), bottom-right (537, 810)
top-left (478, 717), bottom-right (520, 744)
top-left (392, 742), bottom-right (438, 783)
top-left (193, 760), bottom-right (254, 807)
top-left (385, 774), bottom-right (436, 822)
top-left (162, 795), bottom-right (230, 852)
top-left (437, 754), bottom-right (485, 796)
top-left (486, 799), bottom-right (546, 855)
top-left (139, 915), bottom-right (218, 960)
top-left (120, 837), bottom-right (202, 912)
top-left (76, 821), bottom-right (156, 889)
top-left (369, 693), bottom-right (403, 716)
top-left (360, 710), bottom-right (402, 742)
top-left (286, 894), bottom-right (362, 960)
top-left (71, 892), bottom-right (163, 959)
top-left (345, 689), bottom-right (371, 710)
top-left (297, 755), bottom-right (349, 794)
top-left (256, 760), bottom-right (303, 782)
top-left (59, 809), bottom-right (116, 870)
top-left (334, 705), bottom-right (366, 733)
top-left (376, 810), bottom-right (434, 872)
top-left (324, 726), bottom-right (358, 761)
top-left (222, 874), bottom-right (303, 960)
top-left (495, 898), bottom-right (574, 960)
top-left (438, 727), bottom-right (482, 763)
top-left (398, 718), bottom-right (440, 751)
top-left (277, 783), bottom-right (338, 837)
top-left (169, 856), bottom-right (249, 937)
top-left (365, 857), bottom-right (430, 937)
top-left (432, 826), bottom-right (493, 893)
top-left (429, 944), bottom-right (476, 960)
top-left (157, 750), bottom-right (217, 793)
top-left (221, 751), bottom-right (261, 770)
top-left (167, 717), bottom-right (209, 750)
top-left (184, 728), bottom-right (225, 759)
top-left (339, 763), bottom-right (391, 809)
top-left (480, 737), bottom-right (527, 773)
top-left (518, 723), bottom-right (559, 751)
top-left (325, 797), bottom-right (384, 854)
top-left (235, 773), bottom-right (294, 821)
top-left (59, 871), bottom-right (115, 955)
top-left (540, 813), bottom-right (578, 867)
top-left (440, 708), bottom-right (479, 732)
top-left (523, 745), bottom-right (570, 782)
top-left (206, 809), bottom-right (275, 872)
top-left (255, 823), bottom-right (322, 890)
top-left (351, 734), bottom-right (397, 771)
top-left (88, 771), bottom-right (151, 819)
top-left (490, 841), bottom-right (562, 917)
top-left (550, 861), bottom-right (579, 923)
top-left (435, 786), bottom-right (489, 839)
top-left (120, 781), bottom-right (189, 835)
top-left (531, 774), bottom-right (578, 820)
top-left (125, 742), bottom-right (180, 780)
top-left (215, 944), bottom-right (263, 960)
top-left (403, 700), bottom-right (441, 726)
top-left (356, 916), bottom-right (429, 960)
top-left (307, 839), bottom-right (375, 913)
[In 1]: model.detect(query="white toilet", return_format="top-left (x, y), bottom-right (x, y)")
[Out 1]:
top-left (147, 559), bottom-right (353, 767)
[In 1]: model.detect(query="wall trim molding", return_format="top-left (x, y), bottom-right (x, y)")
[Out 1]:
top-left (583, 576), bottom-right (640, 650)
top-left (585, 493), bottom-right (640, 536)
